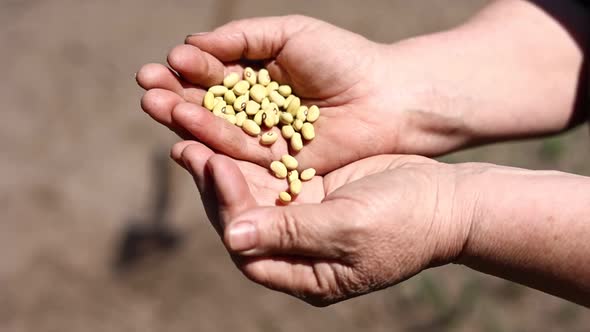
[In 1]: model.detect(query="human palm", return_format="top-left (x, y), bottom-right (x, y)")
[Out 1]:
top-left (137, 16), bottom-right (399, 174)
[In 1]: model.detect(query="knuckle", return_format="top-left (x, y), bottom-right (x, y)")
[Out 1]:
top-left (276, 211), bottom-right (300, 249)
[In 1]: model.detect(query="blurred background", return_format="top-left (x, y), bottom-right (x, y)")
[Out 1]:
top-left (1, 0), bottom-right (589, 331)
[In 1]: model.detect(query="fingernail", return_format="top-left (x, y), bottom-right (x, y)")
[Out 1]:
top-left (228, 221), bottom-right (257, 252)
top-left (186, 32), bottom-right (209, 38)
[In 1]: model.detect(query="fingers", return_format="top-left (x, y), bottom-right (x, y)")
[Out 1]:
top-left (140, 89), bottom-right (192, 139)
top-left (136, 63), bottom-right (184, 95)
top-left (171, 102), bottom-right (274, 166)
top-left (238, 256), bottom-right (339, 307)
top-left (185, 16), bottom-right (316, 62)
top-left (224, 202), bottom-right (344, 258)
top-left (207, 154), bottom-right (257, 228)
top-left (167, 44), bottom-right (226, 87)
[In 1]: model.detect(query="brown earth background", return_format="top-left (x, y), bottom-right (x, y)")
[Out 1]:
top-left (1, 0), bottom-right (589, 331)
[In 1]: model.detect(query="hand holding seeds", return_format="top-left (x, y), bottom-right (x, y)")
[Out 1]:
top-left (138, 15), bottom-right (440, 175)
top-left (172, 142), bottom-right (471, 306)
top-left (204, 68), bottom-right (317, 202)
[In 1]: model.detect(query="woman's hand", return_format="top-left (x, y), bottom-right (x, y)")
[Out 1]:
top-left (137, 16), bottom-right (432, 175)
top-left (172, 140), bottom-right (474, 306)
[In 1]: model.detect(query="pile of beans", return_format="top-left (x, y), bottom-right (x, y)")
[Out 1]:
top-left (203, 68), bottom-right (319, 203)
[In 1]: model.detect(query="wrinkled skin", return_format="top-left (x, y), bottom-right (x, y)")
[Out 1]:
top-left (172, 140), bottom-right (471, 306)
top-left (137, 16), bottom-right (413, 175)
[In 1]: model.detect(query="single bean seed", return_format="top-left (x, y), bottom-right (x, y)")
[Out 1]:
top-left (301, 122), bottom-right (315, 140)
top-left (281, 125), bottom-right (295, 139)
top-left (209, 85), bottom-right (228, 96)
top-left (250, 84), bottom-right (267, 103)
top-left (287, 96), bottom-right (300, 115)
top-left (242, 119), bottom-right (261, 136)
top-left (263, 109), bottom-right (275, 128)
top-left (270, 161), bottom-right (288, 179)
top-left (266, 81), bottom-right (279, 93)
top-left (246, 100), bottom-right (260, 116)
top-left (287, 170), bottom-right (299, 183)
top-left (260, 131), bottom-right (278, 145)
top-left (293, 119), bottom-right (304, 131)
top-left (233, 95), bottom-right (248, 112)
top-left (244, 67), bottom-right (257, 85)
top-left (223, 72), bottom-right (240, 88)
top-left (300, 168), bottom-right (316, 181)
top-left (224, 90), bottom-right (237, 104)
top-left (281, 155), bottom-right (298, 170)
top-left (291, 132), bottom-right (303, 151)
top-left (261, 97), bottom-right (270, 109)
top-left (224, 114), bottom-right (237, 125)
top-left (212, 101), bottom-right (227, 116)
top-left (284, 94), bottom-right (295, 110)
top-left (306, 105), bottom-right (320, 122)
top-left (279, 191), bottom-right (292, 203)
top-left (258, 69), bottom-right (271, 86)
top-left (233, 80), bottom-right (250, 95)
top-left (235, 111), bottom-right (247, 127)
top-left (223, 105), bottom-right (235, 115)
top-left (279, 112), bottom-right (293, 125)
top-left (296, 106), bottom-right (308, 121)
top-left (289, 179), bottom-right (302, 195)
top-left (278, 85), bottom-right (292, 97)
top-left (269, 90), bottom-right (286, 107)
top-left (254, 110), bottom-right (264, 126)
top-left (203, 91), bottom-right (215, 110)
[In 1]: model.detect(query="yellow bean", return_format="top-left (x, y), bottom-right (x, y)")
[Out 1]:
top-left (223, 72), bottom-right (240, 88)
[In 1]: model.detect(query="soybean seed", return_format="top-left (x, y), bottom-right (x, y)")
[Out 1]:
top-left (233, 80), bottom-right (250, 95)
top-left (281, 155), bottom-right (298, 170)
top-left (279, 112), bottom-right (294, 125)
top-left (301, 122), bottom-right (315, 140)
top-left (293, 119), bottom-right (304, 131)
top-left (224, 114), bottom-right (237, 125)
top-left (270, 161), bottom-right (288, 179)
top-left (269, 90), bottom-right (286, 108)
top-left (260, 131), bottom-right (278, 145)
top-left (291, 132), bottom-right (303, 152)
top-left (266, 81), bottom-right (279, 93)
top-left (258, 69), bottom-right (271, 86)
top-left (224, 90), bottom-right (237, 104)
top-left (244, 67), bottom-right (257, 85)
top-left (254, 110), bottom-right (264, 126)
top-left (212, 100), bottom-right (227, 116)
top-left (287, 96), bottom-right (300, 115)
top-left (250, 84), bottom-right (267, 103)
top-left (203, 91), bottom-right (215, 110)
top-left (278, 85), bottom-right (292, 97)
top-left (296, 106), bottom-right (308, 121)
top-left (289, 179), bottom-right (302, 195)
top-left (233, 95), bottom-right (248, 112)
top-left (261, 97), bottom-right (270, 109)
top-left (245, 100), bottom-right (260, 116)
top-left (223, 72), bottom-right (240, 88)
top-left (281, 125), bottom-right (295, 139)
top-left (306, 105), bottom-right (320, 123)
top-left (263, 109), bottom-right (275, 128)
top-left (242, 119), bottom-right (261, 136)
top-left (284, 94), bottom-right (295, 110)
top-left (300, 168), bottom-right (316, 181)
top-left (287, 170), bottom-right (299, 183)
top-left (209, 85), bottom-right (228, 96)
top-left (235, 112), bottom-right (247, 127)
top-left (279, 191), bottom-right (292, 203)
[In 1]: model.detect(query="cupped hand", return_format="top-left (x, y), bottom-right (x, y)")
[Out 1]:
top-left (172, 140), bottom-right (474, 306)
top-left (137, 15), bottom-right (407, 175)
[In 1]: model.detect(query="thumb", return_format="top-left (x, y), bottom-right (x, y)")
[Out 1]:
top-left (185, 15), bottom-right (317, 62)
top-left (224, 202), bottom-right (344, 258)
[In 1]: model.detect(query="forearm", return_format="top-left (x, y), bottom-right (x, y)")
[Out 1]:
top-left (456, 164), bottom-right (590, 306)
top-left (386, 0), bottom-right (589, 155)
